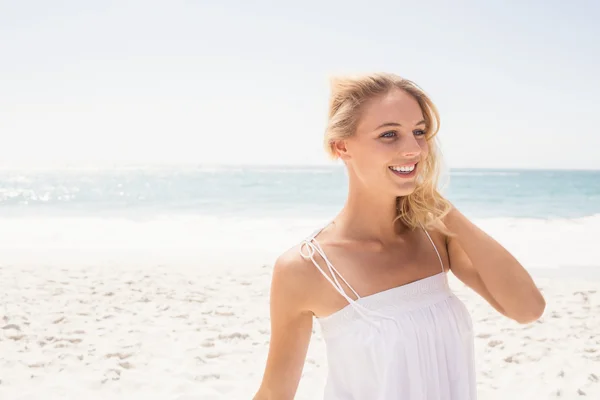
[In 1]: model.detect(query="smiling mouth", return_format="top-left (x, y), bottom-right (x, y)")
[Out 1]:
top-left (389, 163), bottom-right (418, 177)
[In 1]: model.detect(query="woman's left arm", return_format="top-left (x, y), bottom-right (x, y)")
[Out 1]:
top-left (443, 207), bottom-right (546, 324)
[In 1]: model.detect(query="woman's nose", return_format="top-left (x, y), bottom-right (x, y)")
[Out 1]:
top-left (400, 137), bottom-right (421, 158)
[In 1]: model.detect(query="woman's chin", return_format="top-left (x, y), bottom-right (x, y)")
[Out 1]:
top-left (392, 181), bottom-right (418, 197)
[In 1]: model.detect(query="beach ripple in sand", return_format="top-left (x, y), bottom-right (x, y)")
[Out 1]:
top-left (0, 264), bottom-right (598, 399)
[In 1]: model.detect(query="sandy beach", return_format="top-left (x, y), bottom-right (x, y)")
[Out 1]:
top-left (1, 257), bottom-right (599, 400)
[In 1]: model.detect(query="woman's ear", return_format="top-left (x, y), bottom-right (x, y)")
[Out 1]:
top-left (333, 140), bottom-right (351, 160)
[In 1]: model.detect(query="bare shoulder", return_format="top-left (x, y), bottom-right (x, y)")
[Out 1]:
top-left (425, 225), bottom-right (448, 244)
top-left (274, 243), bottom-right (318, 280)
top-left (270, 243), bottom-right (323, 312)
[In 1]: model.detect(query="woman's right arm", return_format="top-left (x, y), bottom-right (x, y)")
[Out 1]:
top-left (253, 251), bottom-right (315, 400)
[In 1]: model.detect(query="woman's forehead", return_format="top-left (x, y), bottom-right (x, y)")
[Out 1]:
top-left (357, 90), bottom-right (424, 133)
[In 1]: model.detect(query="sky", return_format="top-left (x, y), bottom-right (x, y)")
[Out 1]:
top-left (1, 0), bottom-right (599, 169)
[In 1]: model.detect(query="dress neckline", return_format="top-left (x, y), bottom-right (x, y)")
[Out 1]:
top-left (316, 271), bottom-right (448, 321)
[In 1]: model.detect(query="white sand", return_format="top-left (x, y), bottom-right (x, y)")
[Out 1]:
top-left (1, 260), bottom-right (599, 400)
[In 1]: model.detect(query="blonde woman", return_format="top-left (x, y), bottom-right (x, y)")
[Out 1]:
top-left (253, 73), bottom-right (545, 399)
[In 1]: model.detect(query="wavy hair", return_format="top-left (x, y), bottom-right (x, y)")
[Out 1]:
top-left (324, 72), bottom-right (452, 232)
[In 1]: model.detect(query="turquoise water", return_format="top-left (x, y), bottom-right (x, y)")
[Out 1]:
top-left (0, 166), bottom-right (599, 219)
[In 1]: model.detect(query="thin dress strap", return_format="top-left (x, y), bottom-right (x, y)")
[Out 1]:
top-left (420, 224), bottom-right (445, 273)
top-left (301, 225), bottom-right (361, 299)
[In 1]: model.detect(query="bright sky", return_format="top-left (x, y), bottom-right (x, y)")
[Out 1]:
top-left (1, 0), bottom-right (599, 169)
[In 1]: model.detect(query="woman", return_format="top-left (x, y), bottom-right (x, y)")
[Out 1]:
top-left (253, 73), bottom-right (545, 399)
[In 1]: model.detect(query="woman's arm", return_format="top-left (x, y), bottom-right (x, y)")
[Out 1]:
top-left (253, 251), bottom-right (314, 400)
top-left (444, 207), bottom-right (546, 324)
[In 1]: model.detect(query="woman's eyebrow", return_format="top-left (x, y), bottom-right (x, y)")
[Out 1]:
top-left (375, 120), bottom-right (426, 130)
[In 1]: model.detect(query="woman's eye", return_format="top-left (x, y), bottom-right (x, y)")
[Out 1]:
top-left (380, 131), bottom-right (397, 138)
top-left (413, 129), bottom-right (426, 136)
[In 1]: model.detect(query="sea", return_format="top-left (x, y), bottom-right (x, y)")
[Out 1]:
top-left (1, 165), bottom-right (599, 277)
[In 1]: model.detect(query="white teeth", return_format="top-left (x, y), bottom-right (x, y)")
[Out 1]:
top-left (390, 164), bottom-right (415, 173)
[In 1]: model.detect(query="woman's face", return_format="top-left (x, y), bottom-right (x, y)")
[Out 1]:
top-left (337, 89), bottom-right (430, 197)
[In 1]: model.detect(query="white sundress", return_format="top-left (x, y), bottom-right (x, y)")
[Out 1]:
top-left (299, 225), bottom-right (477, 400)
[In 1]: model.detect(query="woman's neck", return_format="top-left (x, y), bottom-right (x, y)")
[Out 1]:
top-left (333, 183), bottom-right (407, 243)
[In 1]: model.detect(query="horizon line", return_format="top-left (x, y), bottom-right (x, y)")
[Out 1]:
top-left (0, 162), bottom-right (598, 173)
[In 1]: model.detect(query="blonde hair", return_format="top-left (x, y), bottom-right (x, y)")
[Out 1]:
top-left (324, 72), bottom-right (452, 232)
